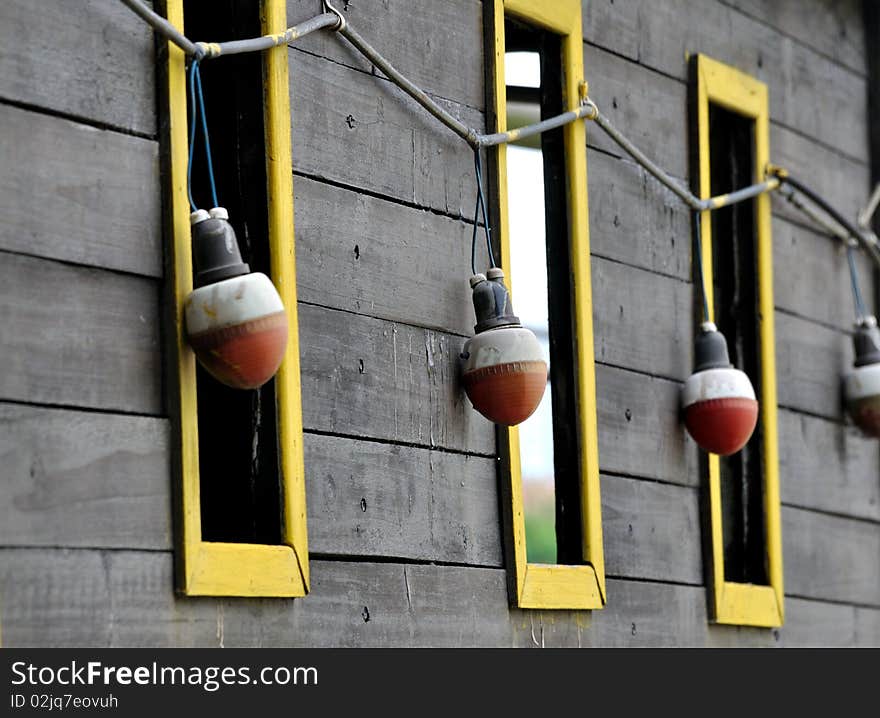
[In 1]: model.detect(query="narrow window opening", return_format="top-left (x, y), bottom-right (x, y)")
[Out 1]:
top-left (708, 104), bottom-right (767, 585)
top-left (184, 0), bottom-right (282, 545)
top-left (505, 19), bottom-right (582, 566)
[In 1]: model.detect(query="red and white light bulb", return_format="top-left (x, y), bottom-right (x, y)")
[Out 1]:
top-left (844, 315), bottom-right (880, 438)
top-left (184, 208), bottom-right (288, 390)
top-left (682, 322), bottom-right (759, 456)
top-left (460, 268), bottom-right (548, 426)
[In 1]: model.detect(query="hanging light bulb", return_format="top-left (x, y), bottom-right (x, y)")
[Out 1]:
top-left (844, 315), bottom-right (880, 437)
top-left (460, 268), bottom-right (548, 425)
top-left (682, 322), bottom-right (759, 455)
top-left (184, 207), bottom-right (288, 390)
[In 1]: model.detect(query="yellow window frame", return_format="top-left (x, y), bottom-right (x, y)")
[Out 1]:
top-left (693, 54), bottom-right (783, 627)
top-left (491, 0), bottom-right (604, 610)
top-left (164, 0), bottom-right (308, 597)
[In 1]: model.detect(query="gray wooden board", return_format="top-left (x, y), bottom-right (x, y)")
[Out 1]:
top-left (0, 0), bottom-right (156, 136)
top-left (716, 0), bottom-right (866, 76)
top-left (778, 408), bottom-right (880, 522)
top-left (600, 474), bottom-right (702, 586)
top-left (0, 404), bottom-right (171, 550)
top-left (294, 165), bottom-right (872, 342)
top-left (286, 0), bottom-right (484, 110)
top-left (297, 302), bottom-right (495, 455)
top-left (587, 148), bottom-right (692, 282)
top-left (6, 550), bottom-right (876, 647)
top-left (304, 434), bottom-right (502, 567)
top-left (772, 214), bottom-right (875, 331)
top-left (289, 48), bottom-right (484, 220)
top-left (596, 364), bottom-right (698, 487)
top-left (0, 104), bottom-right (161, 277)
top-left (782, 505), bottom-right (880, 607)
top-left (0, 253), bottom-right (162, 415)
top-left (591, 255), bottom-right (693, 382)
top-left (781, 596), bottom-right (871, 647)
top-left (774, 310), bottom-right (853, 421)
top-left (293, 175), bottom-right (475, 336)
top-left (583, 0), bottom-right (868, 162)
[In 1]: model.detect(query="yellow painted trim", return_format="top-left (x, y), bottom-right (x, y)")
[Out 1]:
top-left (166, 0), bottom-right (308, 598)
top-left (695, 54), bottom-right (783, 627)
top-left (494, 0), bottom-right (604, 610)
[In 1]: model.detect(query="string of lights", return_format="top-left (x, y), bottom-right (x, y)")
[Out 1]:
top-left (121, 0), bottom-right (880, 443)
top-left (119, 0), bottom-right (879, 273)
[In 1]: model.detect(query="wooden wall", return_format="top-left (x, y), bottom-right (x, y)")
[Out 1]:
top-left (1, 0), bottom-right (878, 647)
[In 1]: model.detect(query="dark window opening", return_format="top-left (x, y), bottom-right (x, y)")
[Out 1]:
top-left (708, 104), bottom-right (768, 585)
top-left (504, 19), bottom-right (582, 566)
top-left (184, 0), bottom-right (282, 545)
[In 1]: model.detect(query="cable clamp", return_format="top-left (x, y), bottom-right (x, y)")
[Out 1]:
top-left (766, 163), bottom-right (788, 179)
top-left (194, 41), bottom-right (221, 59)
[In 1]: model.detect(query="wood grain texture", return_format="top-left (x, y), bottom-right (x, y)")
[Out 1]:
top-left (2, 549), bottom-right (878, 646)
top-left (583, 0), bottom-right (868, 162)
top-left (293, 176), bottom-right (474, 336)
top-left (782, 505), bottom-right (880, 607)
top-left (600, 474), bottom-right (702, 585)
top-left (297, 303), bottom-right (495, 455)
top-left (774, 311), bottom-right (852, 421)
top-left (289, 48), bottom-right (483, 219)
top-left (0, 0), bottom-right (156, 135)
top-left (596, 364), bottom-right (697, 487)
top-left (0, 104), bottom-right (161, 277)
top-left (286, 0), bottom-right (484, 110)
top-left (0, 404), bottom-right (171, 550)
top-left (0, 253), bottom-right (162, 414)
top-left (772, 215), bottom-right (874, 331)
top-left (717, 0), bottom-right (866, 75)
top-left (588, 151), bottom-right (691, 281)
top-left (778, 409), bottom-right (880, 522)
top-left (591, 256), bottom-right (692, 381)
top-left (305, 433), bottom-right (501, 566)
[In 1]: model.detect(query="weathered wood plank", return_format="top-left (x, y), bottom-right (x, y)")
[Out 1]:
top-left (305, 434), bottom-right (501, 566)
top-left (772, 215), bottom-right (874, 332)
top-left (770, 124), bottom-right (872, 224)
top-left (582, 0), bottom-right (641, 64)
top-left (0, 404), bottom-right (171, 550)
top-left (591, 255), bottom-right (693, 381)
top-left (0, 0), bottom-right (155, 135)
top-left (778, 409), bottom-right (880, 522)
top-left (588, 151), bottom-right (691, 281)
top-left (584, 43), bottom-right (688, 180)
top-left (782, 506), bottom-right (880, 607)
top-left (294, 176), bottom-right (474, 336)
top-left (287, 0), bottom-right (484, 109)
top-left (297, 303), bottom-right (495, 455)
top-left (290, 48), bottom-right (483, 219)
top-left (779, 597), bottom-right (860, 647)
top-left (717, 0), bottom-right (866, 76)
top-left (586, 578), bottom-right (776, 647)
top-left (0, 253), bottom-right (162, 415)
top-left (0, 104), bottom-right (161, 277)
top-left (4, 549), bottom-right (877, 647)
top-left (597, 364), bottom-right (697, 487)
top-left (585, 0), bottom-right (868, 161)
top-left (774, 311), bottom-right (852, 421)
top-left (600, 475), bottom-right (702, 585)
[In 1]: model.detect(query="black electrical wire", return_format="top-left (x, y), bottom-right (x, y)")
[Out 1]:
top-left (780, 173), bottom-right (875, 320)
top-left (693, 210), bottom-right (710, 323)
top-left (471, 148), bottom-right (496, 275)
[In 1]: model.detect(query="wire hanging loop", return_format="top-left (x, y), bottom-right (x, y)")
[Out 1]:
top-left (187, 58), bottom-right (220, 211)
top-left (322, 0), bottom-right (346, 31)
top-left (471, 148), bottom-right (496, 275)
